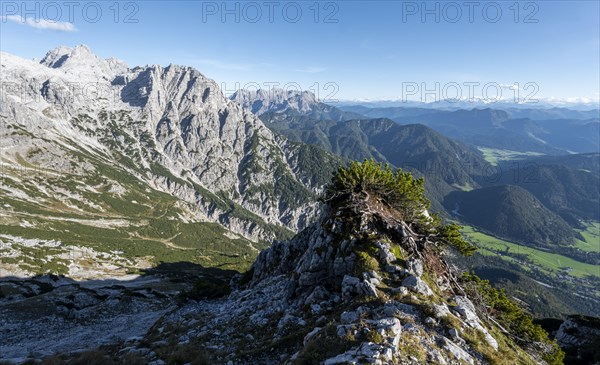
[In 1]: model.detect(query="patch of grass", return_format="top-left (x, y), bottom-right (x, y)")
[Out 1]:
top-left (0, 215), bottom-right (255, 272)
top-left (390, 244), bottom-right (403, 260)
top-left (14, 153), bottom-right (38, 169)
top-left (293, 324), bottom-right (356, 365)
top-left (364, 329), bottom-right (384, 344)
top-left (397, 332), bottom-right (426, 363)
top-left (354, 250), bottom-right (379, 275)
top-left (440, 312), bottom-right (462, 330)
top-left (575, 221), bottom-right (600, 253)
top-left (478, 147), bottom-right (544, 166)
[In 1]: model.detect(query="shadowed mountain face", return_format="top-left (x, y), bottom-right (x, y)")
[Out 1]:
top-left (516, 153), bottom-right (600, 175)
top-left (548, 315), bottom-right (600, 365)
top-left (488, 162), bottom-right (600, 224)
top-left (530, 119), bottom-right (600, 153)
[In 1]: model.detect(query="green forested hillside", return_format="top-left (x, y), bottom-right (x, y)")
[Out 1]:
top-left (260, 112), bottom-right (488, 214)
top-left (444, 185), bottom-right (580, 247)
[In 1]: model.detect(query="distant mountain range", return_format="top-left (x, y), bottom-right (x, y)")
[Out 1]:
top-left (232, 88), bottom-right (600, 249)
top-left (231, 88), bottom-right (363, 121)
top-left (336, 98), bottom-right (600, 112)
top-left (339, 106), bottom-right (600, 155)
top-left (340, 103), bottom-right (599, 122)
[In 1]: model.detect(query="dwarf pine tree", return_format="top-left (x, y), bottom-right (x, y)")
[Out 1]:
top-left (323, 159), bottom-right (476, 256)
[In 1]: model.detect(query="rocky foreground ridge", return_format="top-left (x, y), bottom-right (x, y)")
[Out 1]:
top-left (20, 162), bottom-right (567, 365)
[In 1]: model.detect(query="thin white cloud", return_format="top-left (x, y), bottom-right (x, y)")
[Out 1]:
top-left (6, 15), bottom-right (77, 32)
top-left (499, 83), bottom-right (525, 91)
top-left (191, 59), bottom-right (250, 71)
top-left (294, 67), bottom-right (326, 74)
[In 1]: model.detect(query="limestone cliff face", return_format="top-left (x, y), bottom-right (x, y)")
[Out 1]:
top-left (0, 45), bottom-right (336, 242)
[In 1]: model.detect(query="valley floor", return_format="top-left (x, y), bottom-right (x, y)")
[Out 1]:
top-left (459, 224), bottom-right (600, 317)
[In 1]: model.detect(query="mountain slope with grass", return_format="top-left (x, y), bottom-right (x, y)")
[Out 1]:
top-left (0, 45), bottom-right (342, 277)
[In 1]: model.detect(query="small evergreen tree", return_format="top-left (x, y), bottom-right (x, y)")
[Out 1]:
top-left (461, 273), bottom-right (565, 365)
top-left (438, 223), bottom-right (477, 256)
top-left (324, 159), bottom-right (429, 222)
top-left (323, 159), bottom-right (476, 256)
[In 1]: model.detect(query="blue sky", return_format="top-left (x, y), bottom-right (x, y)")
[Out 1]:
top-left (1, 1), bottom-right (599, 102)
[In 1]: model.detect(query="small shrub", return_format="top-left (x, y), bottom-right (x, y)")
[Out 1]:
top-left (365, 329), bottom-right (384, 344)
top-left (323, 159), bottom-right (429, 222)
top-left (323, 160), bottom-right (476, 257)
top-left (437, 223), bottom-right (477, 256)
top-left (460, 273), bottom-right (565, 364)
top-left (355, 250), bottom-right (379, 274)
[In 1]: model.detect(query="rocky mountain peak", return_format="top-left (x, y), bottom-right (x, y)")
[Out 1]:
top-left (231, 87), bottom-right (364, 122)
top-left (41, 45), bottom-right (95, 67)
top-left (0, 46), bottom-right (334, 249)
top-left (40, 44), bottom-right (128, 76)
top-left (231, 87), bottom-right (319, 116)
top-left (247, 188), bottom-right (437, 303)
top-left (40, 45), bottom-right (79, 67)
